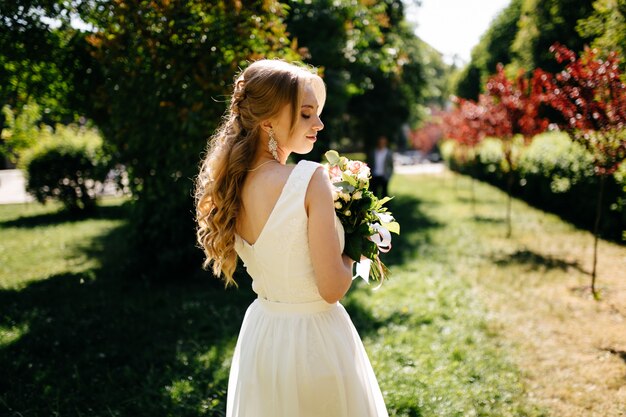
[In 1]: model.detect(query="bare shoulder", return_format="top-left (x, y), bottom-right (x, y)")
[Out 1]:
top-left (305, 165), bottom-right (333, 211)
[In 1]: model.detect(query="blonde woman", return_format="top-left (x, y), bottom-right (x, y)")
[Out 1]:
top-left (195, 60), bottom-right (388, 417)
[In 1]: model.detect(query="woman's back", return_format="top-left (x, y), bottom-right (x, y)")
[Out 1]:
top-left (234, 160), bottom-right (345, 303)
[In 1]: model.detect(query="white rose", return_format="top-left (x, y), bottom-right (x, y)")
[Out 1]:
top-left (341, 192), bottom-right (350, 202)
top-left (334, 201), bottom-right (342, 209)
top-left (343, 209), bottom-right (352, 216)
top-left (353, 190), bottom-right (362, 199)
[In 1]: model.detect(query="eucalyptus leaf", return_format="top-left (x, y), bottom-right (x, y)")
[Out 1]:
top-left (325, 150), bottom-right (340, 165)
top-left (375, 196), bottom-right (393, 209)
top-left (382, 221), bottom-right (400, 235)
top-left (342, 172), bottom-right (357, 186)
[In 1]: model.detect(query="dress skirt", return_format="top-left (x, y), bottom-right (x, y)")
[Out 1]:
top-left (226, 297), bottom-right (389, 417)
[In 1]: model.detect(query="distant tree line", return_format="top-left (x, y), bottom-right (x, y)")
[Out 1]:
top-left (453, 0), bottom-right (626, 100)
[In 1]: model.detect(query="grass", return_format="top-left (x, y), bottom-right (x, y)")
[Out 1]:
top-left (1, 172), bottom-right (624, 416)
top-left (439, 175), bottom-right (626, 417)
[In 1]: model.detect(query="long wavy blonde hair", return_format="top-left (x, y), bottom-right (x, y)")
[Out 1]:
top-left (194, 59), bottom-right (326, 286)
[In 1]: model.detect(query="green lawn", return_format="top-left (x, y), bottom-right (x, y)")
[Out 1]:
top-left (0, 176), bottom-right (553, 417)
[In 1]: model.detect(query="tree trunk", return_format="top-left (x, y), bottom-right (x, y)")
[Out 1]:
top-left (471, 176), bottom-right (476, 217)
top-left (591, 175), bottom-right (606, 300)
top-left (506, 173), bottom-right (514, 238)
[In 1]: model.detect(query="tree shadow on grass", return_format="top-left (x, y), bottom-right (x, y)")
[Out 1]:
top-left (490, 248), bottom-right (586, 274)
top-left (343, 294), bottom-right (435, 339)
top-left (473, 215), bottom-right (505, 224)
top-left (342, 191), bottom-right (442, 340)
top-left (0, 217), bottom-right (255, 417)
top-left (455, 196), bottom-right (502, 206)
top-left (602, 347), bottom-right (626, 364)
top-left (380, 193), bottom-right (442, 268)
top-left (0, 190), bottom-right (441, 416)
top-left (1, 203), bottom-right (131, 229)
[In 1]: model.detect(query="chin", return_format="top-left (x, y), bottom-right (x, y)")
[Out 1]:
top-left (293, 143), bottom-right (315, 155)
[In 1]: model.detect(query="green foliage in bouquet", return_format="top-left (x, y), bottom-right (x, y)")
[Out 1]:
top-left (324, 150), bottom-right (400, 283)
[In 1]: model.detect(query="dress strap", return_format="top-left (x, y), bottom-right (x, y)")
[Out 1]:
top-left (289, 160), bottom-right (322, 192)
top-left (284, 160), bottom-right (323, 205)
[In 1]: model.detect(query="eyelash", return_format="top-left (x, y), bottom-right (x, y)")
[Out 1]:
top-left (301, 114), bottom-right (311, 119)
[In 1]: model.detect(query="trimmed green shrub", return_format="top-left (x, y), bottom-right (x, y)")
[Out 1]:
top-left (442, 132), bottom-right (626, 241)
top-left (21, 124), bottom-right (111, 213)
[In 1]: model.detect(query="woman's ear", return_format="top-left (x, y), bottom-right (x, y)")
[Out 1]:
top-left (260, 120), bottom-right (273, 134)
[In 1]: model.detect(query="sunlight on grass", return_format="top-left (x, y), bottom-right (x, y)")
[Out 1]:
top-left (3, 173), bottom-right (623, 416)
top-left (379, 171), bottom-right (625, 417)
top-left (0, 323), bottom-right (29, 347)
top-left (341, 171), bottom-right (547, 417)
top-left (0, 198), bottom-right (128, 289)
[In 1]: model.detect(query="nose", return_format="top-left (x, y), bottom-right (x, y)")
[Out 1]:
top-left (314, 115), bottom-right (324, 131)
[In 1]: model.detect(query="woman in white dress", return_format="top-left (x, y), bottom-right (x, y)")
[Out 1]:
top-left (194, 59), bottom-right (388, 417)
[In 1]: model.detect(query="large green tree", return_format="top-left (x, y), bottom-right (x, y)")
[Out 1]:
top-left (0, 1), bottom-right (67, 116)
top-left (0, 0), bottom-right (79, 166)
top-left (68, 0), bottom-right (299, 278)
top-left (419, 39), bottom-right (454, 109)
top-left (512, 0), bottom-right (595, 72)
top-left (285, 0), bottom-right (425, 151)
top-left (454, 0), bottom-right (522, 99)
top-left (577, 0), bottom-right (626, 65)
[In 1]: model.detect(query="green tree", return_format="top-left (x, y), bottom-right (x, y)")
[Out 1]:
top-left (512, 0), bottom-right (595, 72)
top-left (454, 62), bottom-right (483, 100)
top-left (71, 0), bottom-right (299, 278)
top-left (0, 101), bottom-right (41, 163)
top-left (577, 0), bottom-right (626, 65)
top-left (0, 1), bottom-right (76, 125)
top-left (285, 0), bottom-right (425, 151)
top-left (419, 39), bottom-right (454, 109)
top-left (454, 0), bottom-right (522, 99)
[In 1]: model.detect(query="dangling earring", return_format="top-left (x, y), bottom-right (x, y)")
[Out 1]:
top-left (268, 128), bottom-right (279, 161)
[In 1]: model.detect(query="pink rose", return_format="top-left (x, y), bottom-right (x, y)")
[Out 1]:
top-left (348, 160), bottom-right (364, 175)
top-left (328, 165), bottom-right (343, 182)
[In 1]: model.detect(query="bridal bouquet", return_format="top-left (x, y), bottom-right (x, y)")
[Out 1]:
top-left (324, 150), bottom-right (400, 285)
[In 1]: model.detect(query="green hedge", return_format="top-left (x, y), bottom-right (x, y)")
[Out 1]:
top-left (441, 132), bottom-right (626, 241)
top-left (21, 124), bottom-right (112, 213)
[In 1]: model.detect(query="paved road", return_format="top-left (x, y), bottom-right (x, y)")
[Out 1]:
top-left (394, 162), bottom-right (446, 175)
top-left (0, 169), bottom-right (34, 204)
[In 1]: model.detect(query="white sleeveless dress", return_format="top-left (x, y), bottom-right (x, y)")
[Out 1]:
top-left (228, 159), bottom-right (389, 417)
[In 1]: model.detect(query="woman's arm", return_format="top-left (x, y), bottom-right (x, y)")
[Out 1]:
top-left (306, 166), bottom-right (354, 303)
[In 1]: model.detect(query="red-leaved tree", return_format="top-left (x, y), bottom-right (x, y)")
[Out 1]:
top-left (539, 43), bottom-right (626, 298)
top-left (410, 121), bottom-right (443, 155)
top-left (483, 65), bottom-right (550, 237)
top-left (441, 97), bottom-right (487, 212)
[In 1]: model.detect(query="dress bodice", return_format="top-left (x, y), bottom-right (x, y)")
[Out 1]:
top-left (234, 160), bottom-right (345, 303)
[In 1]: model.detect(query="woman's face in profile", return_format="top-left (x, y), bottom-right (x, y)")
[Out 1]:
top-left (273, 83), bottom-right (324, 155)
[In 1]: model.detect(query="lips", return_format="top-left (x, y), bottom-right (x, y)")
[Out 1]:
top-left (306, 135), bottom-right (317, 141)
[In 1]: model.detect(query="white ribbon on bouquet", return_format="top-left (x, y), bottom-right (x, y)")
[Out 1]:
top-left (353, 220), bottom-right (393, 288)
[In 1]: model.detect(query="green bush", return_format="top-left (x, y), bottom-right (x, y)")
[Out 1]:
top-left (21, 124), bottom-right (111, 213)
top-left (442, 132), bottom-right (626, 241)
top-left (518, 132), bottom-right (595, 193)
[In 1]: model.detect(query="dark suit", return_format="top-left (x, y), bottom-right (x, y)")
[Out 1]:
top-left (367, 148), bottom-right (394, 199)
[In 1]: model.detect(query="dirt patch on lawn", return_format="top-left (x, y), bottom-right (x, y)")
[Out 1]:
top-left (474, 233), bottom-right (626, 417)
